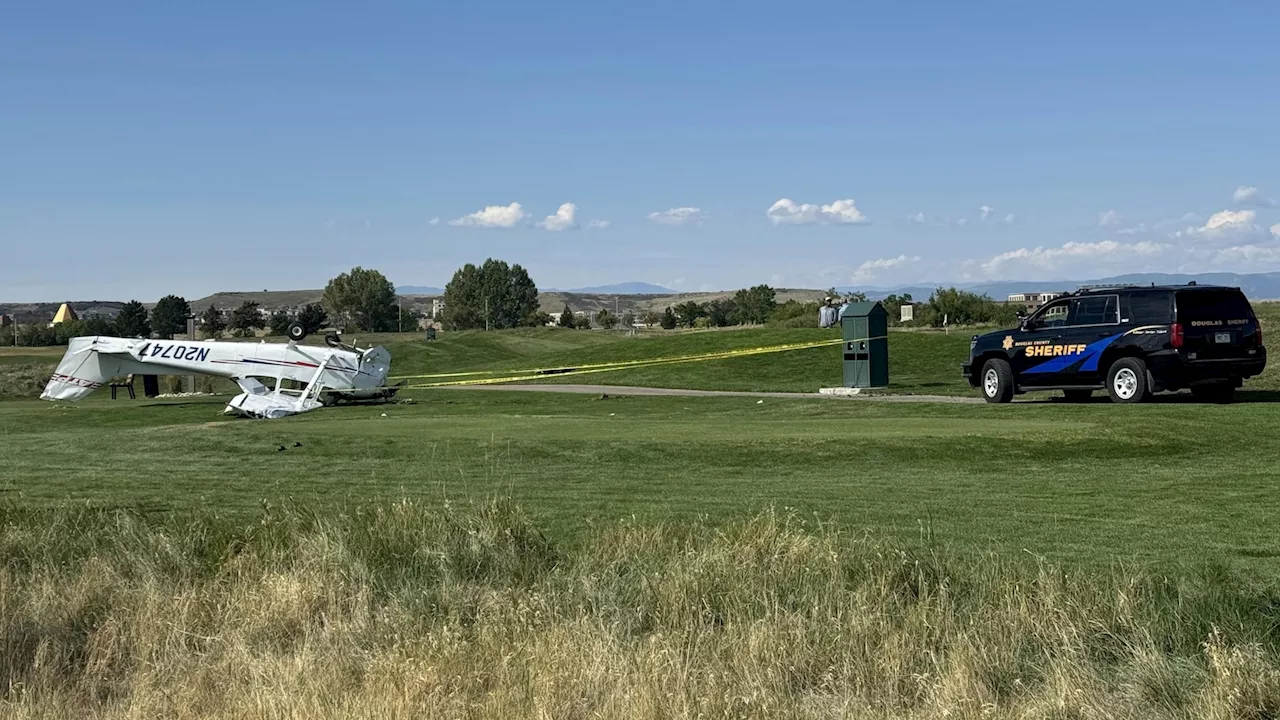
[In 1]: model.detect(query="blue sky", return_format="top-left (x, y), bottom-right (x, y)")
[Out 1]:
top-left (3, 1), bottom-right (1279, 301)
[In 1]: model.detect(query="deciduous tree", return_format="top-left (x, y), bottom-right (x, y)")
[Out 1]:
top-left (732, 285), bottom-right (777, 325)
top-left (323, 267), bottom-right (398, 332)
top-left (440, 259), bottom-right (539, 330)
top-left (673, 301), bottom-right (706, 328)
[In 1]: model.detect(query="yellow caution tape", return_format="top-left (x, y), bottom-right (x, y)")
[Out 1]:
top-left (396, 338), bottom-right (846, 389)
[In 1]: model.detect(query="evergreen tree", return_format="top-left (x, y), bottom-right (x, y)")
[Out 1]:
top-left (199, 306), bottom-right (226, 338)
top-left (114, 300), bottom-right (151, 338)
top-left (267, 309), bottom-right (292, 336)
top-left (150, 295), bottom-right (191, 339)
top-left (558, 304), bottom-right (576, 328)
top-left (295, 303), bottom-right (329, 334)
top-left (660, 307), bottom-right (678, 330)
top-left (230, 301), bottom-right (264, 338)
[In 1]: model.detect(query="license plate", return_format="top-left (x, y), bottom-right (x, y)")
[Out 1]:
top-left (1215, 332), bottom-right (1231, 344)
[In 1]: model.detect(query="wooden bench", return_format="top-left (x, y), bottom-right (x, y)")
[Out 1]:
top-left (109, 374), bottom-right (136, 400)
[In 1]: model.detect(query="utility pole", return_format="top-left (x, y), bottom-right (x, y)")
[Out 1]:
top-left (485, 297), bottom-right (490, 331)
top-left (398, 297), bottom-right (403, 333)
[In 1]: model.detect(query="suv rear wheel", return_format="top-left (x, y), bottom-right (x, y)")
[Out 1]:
top-left (1106, 357), bottom-right (1150, 404)
top-left (980, 358), bottom-right (1015, 404)
top-left (1190, 380), bottom-right (1235, 404)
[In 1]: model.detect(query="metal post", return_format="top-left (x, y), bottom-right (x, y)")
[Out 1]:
top-left (185, 316), bottom-right (196, 393)
top-left (398, 297), bottom-right (403, 333)
top-left (485, 297), bottom-right (490, 332)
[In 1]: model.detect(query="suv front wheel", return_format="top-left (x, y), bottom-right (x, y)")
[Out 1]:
top-left (980, 358), bottom-right (1015, 404)
top-left (1106, 357), bottom-right (1151, 404)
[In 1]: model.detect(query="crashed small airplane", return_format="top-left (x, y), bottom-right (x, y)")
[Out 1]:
top-left (41, 327), bottom-right (401, 419)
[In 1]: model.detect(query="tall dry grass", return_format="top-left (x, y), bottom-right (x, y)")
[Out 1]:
top-left (0, 363), bottom-right (55, 400)
top-left (2, 500), bottom-right (1280, 718)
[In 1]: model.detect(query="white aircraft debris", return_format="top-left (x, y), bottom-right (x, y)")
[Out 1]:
top-left (40, 328), bottom-right (401, 419)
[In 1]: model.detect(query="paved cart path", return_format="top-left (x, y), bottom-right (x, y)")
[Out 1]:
top-left (439, 383), bottom-right (984, 403)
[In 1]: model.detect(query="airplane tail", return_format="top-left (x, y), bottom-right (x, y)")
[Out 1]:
top-left (40, 337), bottom-right (123, 402)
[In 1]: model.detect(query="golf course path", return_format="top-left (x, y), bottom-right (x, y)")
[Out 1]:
top-left (449, 384), bottom-right (984, 403)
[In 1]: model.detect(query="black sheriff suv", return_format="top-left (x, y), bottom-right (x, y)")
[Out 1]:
top-left (962, 284), bottom-right (1266, 404)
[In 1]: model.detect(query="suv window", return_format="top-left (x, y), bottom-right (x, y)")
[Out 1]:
top-left (1177, 289), bottom-right (1254, 323)
top-left (1127, 292), bottom-right (1172, 324)
top-left (1070, 295), bottom-right (1119, 325)
top-left (1035, 301), bottom-right (1070, 328)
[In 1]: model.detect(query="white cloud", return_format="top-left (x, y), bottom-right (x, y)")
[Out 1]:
top-left (449, 202), bottom-right (529, 229)
top-left (1208, 243), bottom-right (1280, 266)
top-left (587, 219), bottom-right (611, 229)
top-left (907, 212), bottom-right (970, 227)
top-left (980, 240), bottom-right (1167, 276)
top-left (767, 198), bottom-right (869, 226)
top-left (537, 202), bottom-right (580, 231)
top-left (1272, 223), bottom-right (1280, 239)
top-left (1098, 210), bottom-right (1123, 227)
top-left (1233, 186), bottom-right (1276, 208)
top-left (1004, 213), bottom-right (1015, 224)
top-left (429, 217), bottom-right (440, 226)
top-left (1185, 209), bottom-right (1258, 238)
top-left (648, 207), bottom-right (705, 226)
top-left (851, 254), bottom-right (920, 282)
top-left (979, 205), bottom-right (995, 221)
top-left (1116, 224), bottom-right (1147, 236)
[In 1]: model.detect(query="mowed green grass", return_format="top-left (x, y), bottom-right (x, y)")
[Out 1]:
top-left (376, 326), bottom-right (976, 395)
top-left (4, 387), bottom-right (1280, 574)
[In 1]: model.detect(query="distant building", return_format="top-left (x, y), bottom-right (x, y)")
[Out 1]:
top-left (431, 298), bottom-right (446, 318)
top-left (1007, 292), bottom-right (1063, 310)
top-left (50, 303), bottom-right (79, 326)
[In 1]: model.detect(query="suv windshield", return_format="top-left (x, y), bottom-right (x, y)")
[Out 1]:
top-left (1177, 290), bottom-right (1254, 323)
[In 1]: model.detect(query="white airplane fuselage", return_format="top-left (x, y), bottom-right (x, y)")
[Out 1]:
top-left (41, 336), bottom-right (394, 418)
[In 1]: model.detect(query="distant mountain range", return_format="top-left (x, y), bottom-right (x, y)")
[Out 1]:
top-left (562, 282), bottom-right (675, 294)
top-left (840, 272), bottom-right (1280, 302)
top-left (395, 285), bottom-right (444, 295)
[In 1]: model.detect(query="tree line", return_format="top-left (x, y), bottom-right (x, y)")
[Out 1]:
top-left (11, 255), bottom-right (1024, 347)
